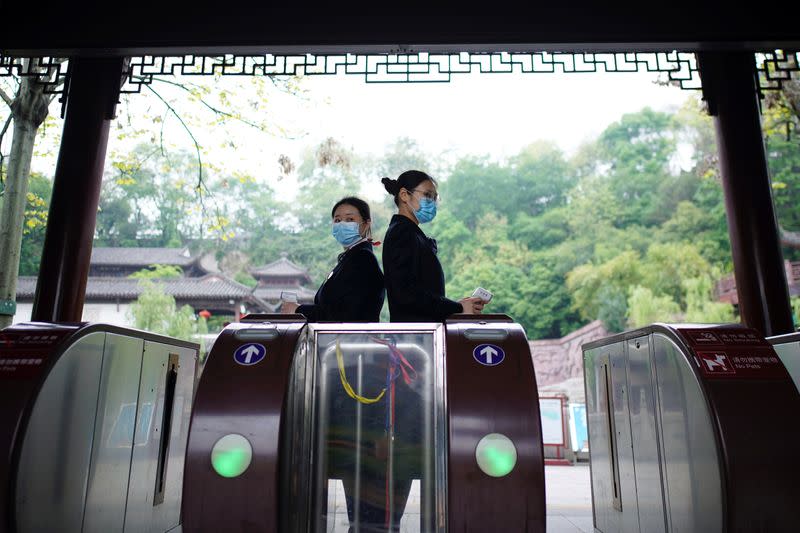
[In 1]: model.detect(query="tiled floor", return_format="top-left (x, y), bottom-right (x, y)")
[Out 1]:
top-left (325, 463), bottom-right (593, 532)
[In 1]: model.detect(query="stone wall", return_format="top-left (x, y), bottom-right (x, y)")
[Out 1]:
top-left (529, 320), bottom-right (608, 387)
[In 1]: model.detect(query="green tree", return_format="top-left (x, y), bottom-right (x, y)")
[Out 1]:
top-left (17, 173), bottom-right (52, 275)
top-left (445, 214), bottom-right (580, 338)
top-left (683, 275), bottom-right (735, 324)
top-left (0, 59), bottom-right (63, 327)
top-left (639, 242), bottom-right (713, 308)
top-left (439, 156), bottom-right (508, 229)
top-left (128, 264), bottom-right (183, 279)
top-left (101, 147), bottom-right (206, 246)
top-left (566, 241), bottom-right (727, 332)
top-left (128, 279), bottom-right (207, 341)
top-left (763, 73), bottom-right (800, 259)
top-left (566, 250), bottom-right (643, 329)
top-left (509, 207), bottom-right (571, 251)
top-left (441, 143), bottom-right (576, 231)
top-left (627, 286), bottom-right (681, 328)
top-left (657, 201), bottom-right (730, 267)
top-left (594, 107), bottom-right (679, 226)
top-left (508, 141), bottom-right (575, 217)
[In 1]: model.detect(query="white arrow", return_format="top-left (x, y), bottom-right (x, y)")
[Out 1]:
top-left (480, 346), bottom-right (498, 364)
top-left (242, 345), bottom-right (260, 364)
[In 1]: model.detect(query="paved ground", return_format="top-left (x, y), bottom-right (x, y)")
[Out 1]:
top-left (325, 462), bottom-right (594, 532)
top-left (545, 463), bottom-right (594, 533)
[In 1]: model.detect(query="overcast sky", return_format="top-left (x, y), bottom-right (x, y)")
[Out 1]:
top-left (298, 71), bottom-right (691, 158)
top-left (264, 70), bottom-right (694, 199)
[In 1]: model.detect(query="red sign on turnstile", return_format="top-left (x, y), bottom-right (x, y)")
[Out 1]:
top-left (679, 327), bottom-right (791, 380)
top-left (0, 331), bottom-right (69, 379)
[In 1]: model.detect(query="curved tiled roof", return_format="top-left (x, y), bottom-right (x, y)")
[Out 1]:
top-left (90, 247), bottom-right (196, 266)
top-left (250, 253), bottom-right (311, 282)
top-left (16, 274), bottom-right (259, 301)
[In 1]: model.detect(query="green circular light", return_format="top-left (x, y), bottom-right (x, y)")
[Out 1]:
top-left (211, 434), bottom-right (253, 478)
top-left (475, 433), bottom-right (517, 477)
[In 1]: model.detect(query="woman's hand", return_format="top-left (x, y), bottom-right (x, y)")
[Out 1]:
top-left (459, 296), bottom-right (485, 314)
top-left (280, 301), bottom-right (300, 314)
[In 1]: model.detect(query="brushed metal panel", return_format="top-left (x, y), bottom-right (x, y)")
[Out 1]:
top-left (83, 333), bottom-right (145, 532)
top-left (585, 344), bottom-right (630, 533)
top-left (772, 341), bottom-right (800, 394)
top-left (609, 340), bottom-right (640, 533)
top-left (125, 341), bottom-right (196, 532)
top-left (626, 336), bottom-right (666, 533)
top-left (584, 346), bottom-right (613, 533)
top-left (15, 331), bottom-right (106, 532)
top-left (652, 334), bottom-right (721, 533)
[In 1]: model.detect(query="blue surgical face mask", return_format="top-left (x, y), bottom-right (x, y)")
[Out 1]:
top-left (414, 198), bottom-right (437, 224)
top-left (332, 221), bottom-right (362, 246)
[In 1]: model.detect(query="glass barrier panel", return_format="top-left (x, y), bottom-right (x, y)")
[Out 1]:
top-left (311, 330), bottom-right (440, 533)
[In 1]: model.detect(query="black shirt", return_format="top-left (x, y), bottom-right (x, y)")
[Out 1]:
top-left (296, 240), bottom-right (385, 322)
top-left (382, 214), bottom-right (462, 322)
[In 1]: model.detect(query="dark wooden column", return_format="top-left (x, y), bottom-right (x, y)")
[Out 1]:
top-left (697, 51), bottom-right (794, 337)
top-left (31, 57), bottom-right (126, 322)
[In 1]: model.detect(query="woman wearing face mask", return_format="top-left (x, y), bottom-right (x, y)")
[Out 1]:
top-left (281, 197), bottom-right (386, 531)
top-left (281, 196), bottom-right (384, 322)
top-left (381, 170), bottom-right (484, 322)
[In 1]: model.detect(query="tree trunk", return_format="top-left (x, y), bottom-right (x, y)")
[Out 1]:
top-left (0, 73), bottom-right (51, 328)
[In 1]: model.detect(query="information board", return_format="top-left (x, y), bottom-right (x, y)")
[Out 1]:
top-left (539, 397), bottom-right (564, 446)
top-left (568, 403), bottom-right (588, 452)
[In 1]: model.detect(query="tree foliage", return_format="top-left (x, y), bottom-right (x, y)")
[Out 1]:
top-left (128, 280), bottom-right (207, 340)
top-left (128, 264), bottom-right (183, 279)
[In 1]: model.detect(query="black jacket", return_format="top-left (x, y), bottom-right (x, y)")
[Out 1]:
top-left (382, 214), bottom-right (462, 322)
top-left (296, 240), bottom-right (384, 322)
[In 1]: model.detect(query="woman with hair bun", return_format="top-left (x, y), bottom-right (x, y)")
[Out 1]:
top-left (381, 170), bottom-right (484, 322)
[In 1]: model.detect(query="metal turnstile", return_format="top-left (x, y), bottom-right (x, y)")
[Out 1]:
top-left (583, 323), bottom-right (800, 533)
top-left (0, 322), bottom-right (198, 533)
top-left (768, 331), bottom-right (800, 394)
top-left (183, 314), bottom-right (546, 532)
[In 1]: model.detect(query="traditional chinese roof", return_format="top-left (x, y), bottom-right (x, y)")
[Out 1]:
top-left (90, 247), bottom-right (197, 267)
top-left (16, 274), bottom-right (264, 304)
top-left (250, 252), bottom-right (312, 283)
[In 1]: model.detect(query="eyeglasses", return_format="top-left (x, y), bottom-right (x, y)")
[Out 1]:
top-left (409, 188), bottom-right (440, 202)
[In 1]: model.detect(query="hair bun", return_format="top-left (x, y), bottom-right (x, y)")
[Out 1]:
top-left (381, 177), bottom-right (399, 195)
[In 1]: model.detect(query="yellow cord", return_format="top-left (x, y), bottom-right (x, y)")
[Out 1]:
top-left (336, 340), bottom-right (385, 404)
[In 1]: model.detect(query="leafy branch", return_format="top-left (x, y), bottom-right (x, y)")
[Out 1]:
top-left (141, 82), bottom-right (207, 197)
top-left (146, 75), bottom-right (266, 131)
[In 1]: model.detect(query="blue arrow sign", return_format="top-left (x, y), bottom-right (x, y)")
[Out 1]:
top-left (234, 343), bottom-right (266, 366)
top-left (473, 344), bottom-right (505, 366)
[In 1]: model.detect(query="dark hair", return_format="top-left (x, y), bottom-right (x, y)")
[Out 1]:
top-left (381, 170), bottom-right (437, 206)
top-left (331, 196), bottom-right (371, 221)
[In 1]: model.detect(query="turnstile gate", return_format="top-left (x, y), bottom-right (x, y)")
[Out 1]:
top-left (768, 331), bottom-right (800, 394)
top-left (0, 322), bottom-right (198, 533)
top-left (583, 324), bottom-right (800, 533)
top-left (183, 314), bottom-right (546, 532)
